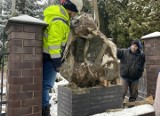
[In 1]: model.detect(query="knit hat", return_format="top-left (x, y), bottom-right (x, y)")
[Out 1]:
top-left (61, 0), bottom-right (78, 12)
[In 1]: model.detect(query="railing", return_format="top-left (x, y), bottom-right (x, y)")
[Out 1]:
top-left (138, 68), bottom-right (147, 100)
top-left (0, 25), bottom-right (7, 116)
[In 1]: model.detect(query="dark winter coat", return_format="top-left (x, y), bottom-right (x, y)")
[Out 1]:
top-left (117, 48), bottom-right (145, 81)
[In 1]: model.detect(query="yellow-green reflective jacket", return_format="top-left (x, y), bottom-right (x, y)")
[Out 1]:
top-left (43, 5), bottom-right (70, 58)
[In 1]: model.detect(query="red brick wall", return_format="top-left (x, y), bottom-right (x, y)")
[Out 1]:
top-left (143, 37), bottom-right (160, 98)
top-left (6, 23), bottom-right (45, 116)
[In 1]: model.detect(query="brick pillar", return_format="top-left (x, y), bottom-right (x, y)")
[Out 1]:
top-left (6, 15), bottom-right (47, 116)
top-left (141, 32), bottom-right (160, 98)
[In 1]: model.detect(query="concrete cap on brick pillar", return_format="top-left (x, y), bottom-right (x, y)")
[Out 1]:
top-left (141, 31), bottom-right (160, 40)
top-left (5, 15), bottom-right (48, 30)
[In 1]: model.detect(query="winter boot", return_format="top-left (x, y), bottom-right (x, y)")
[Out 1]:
top-left (128, 97), bottom-right (136, 108)
top-left (42, 104), bottom-right (51, 116)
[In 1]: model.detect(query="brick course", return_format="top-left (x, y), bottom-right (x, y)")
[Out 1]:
top-left (8, 85), bottom-right (22, 93)
top-left (9, 32), bottom-right (35, 40)
top-left (8, 39), bottom-right (23, 47)
top-left (23, 54), bottom-right (42, 61)
top-left (8, 61), bottom-right (34, 69)
top-left (23, 40), bottom-right (42, 47)
top-left (8, 54), bottom-right (23, 61)
top-left (8, 107), bottom-right (32, 116)
top-left (7, 23), bottom-right (23, 33)
top-left (23, 25), bottom-right (44, 33)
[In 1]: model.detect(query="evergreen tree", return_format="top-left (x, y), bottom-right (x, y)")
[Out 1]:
top-left (98, 0), bottom-right (160, 47)
top-left (1, 0), bottom-right (49, 24)
top-left (0, 0), bottom-right (12, 25)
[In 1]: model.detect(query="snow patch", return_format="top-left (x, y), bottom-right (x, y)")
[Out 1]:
top-left (9, 15), bottom-right (47, 25)
top-left (92, 104), bottom-right (154, 116)
top-left (37, 1), bottom-right (46, 5)
top-left (141, 31), bottom-right (160, 39)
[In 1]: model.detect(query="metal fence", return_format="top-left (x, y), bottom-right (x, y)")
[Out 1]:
top-left (138, 68), bottom-right (147, 100)
top-left (0, 24), bottom-right (7, 116)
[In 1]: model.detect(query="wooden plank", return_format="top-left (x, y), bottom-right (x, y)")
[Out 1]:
top-left (123, 96), bottom-right (154, 107)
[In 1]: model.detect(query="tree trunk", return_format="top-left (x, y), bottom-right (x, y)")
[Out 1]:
top-left (98, 1), bottom-right (110, 37)
top-left (11, 0), bottom-right (16, 16)
top-left (92, 0), bottom-right (100, 29)
top-left (0, 0), bottom-right (3, 14)
top-left (20, 0), bottom-right (26, 14)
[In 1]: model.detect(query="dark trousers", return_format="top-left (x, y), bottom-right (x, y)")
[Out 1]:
top-left (121, 78), bottom-right (139, 102)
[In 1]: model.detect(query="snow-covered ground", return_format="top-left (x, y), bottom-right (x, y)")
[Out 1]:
top-left (0, 72), bottom-right (7, 115)
top-left (50, 74), bottom-right (155, 116)
top-left (92, 104), bottom-right (154, 116)
top-left (50, 73), bottom-right (69, 116)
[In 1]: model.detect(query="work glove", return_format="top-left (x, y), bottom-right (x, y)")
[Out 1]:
top-left (52, 57), bottom-right (62, 72)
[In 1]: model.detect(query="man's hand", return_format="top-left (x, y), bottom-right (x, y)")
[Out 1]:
top-left (52, 57), bottom-right (62, 72)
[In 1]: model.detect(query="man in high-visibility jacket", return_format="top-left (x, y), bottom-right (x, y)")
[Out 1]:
top-left (42, 0), bottom-right (83, 116)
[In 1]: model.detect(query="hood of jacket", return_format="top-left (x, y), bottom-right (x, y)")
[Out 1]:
top-left (43, 5), bottom-right (70, 23)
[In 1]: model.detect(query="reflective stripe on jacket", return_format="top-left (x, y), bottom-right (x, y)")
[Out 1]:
top-left (43, 5), bottom-right (70, 58)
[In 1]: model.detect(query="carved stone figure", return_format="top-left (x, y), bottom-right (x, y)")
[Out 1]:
top-left (60, 13), bottom-right (120, 87)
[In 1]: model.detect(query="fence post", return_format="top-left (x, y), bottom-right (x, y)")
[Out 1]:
top-left (5, 15), bottom-right (47, 116)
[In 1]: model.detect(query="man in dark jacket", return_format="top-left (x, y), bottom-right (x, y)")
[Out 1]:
top-left (117, 40), bottom-right (145, 103)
